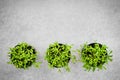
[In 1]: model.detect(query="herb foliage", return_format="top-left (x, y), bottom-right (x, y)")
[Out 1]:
top-left (77, 43), bottom-right (112, 71)
top-left (8, 42), bottom-right (41, 69)
top-left (45, 42), bottom-right (76, 72)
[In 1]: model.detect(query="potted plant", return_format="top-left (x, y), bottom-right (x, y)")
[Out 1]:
top-left (8, 42), bottom-right (41, 69)
top-left (45, 42), bottom-right (76, 72)
top-left (77, 42), bottom-right (112, 71)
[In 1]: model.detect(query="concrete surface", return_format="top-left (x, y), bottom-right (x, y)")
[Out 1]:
top-left (0, 0), bottom-right (120, 80)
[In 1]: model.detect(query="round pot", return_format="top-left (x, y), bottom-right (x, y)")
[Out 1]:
top-left (10, 44), bottom-right (37, 68)
top-left (48, 43), bottom-right (71, 68)
top-left (82, 43), bottom-right (107, 67)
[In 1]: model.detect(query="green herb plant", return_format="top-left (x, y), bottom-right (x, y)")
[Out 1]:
top-left (45, 42), bottom-right (76, 72)
top-left (77, 42), bottom-right (112, 71)
top-left (8, 42), bottom-right (41, 69)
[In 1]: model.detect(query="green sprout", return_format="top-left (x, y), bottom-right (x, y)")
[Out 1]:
top-left (45, 42), bottom-right (76, 72)
top-left (8, 42), bottom-right (41, 69)
top-left (77, 42), bottom-right (112, 71)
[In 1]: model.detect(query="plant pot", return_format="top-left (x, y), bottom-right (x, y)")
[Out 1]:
top-left (48, 43), bottom-right (71, 68)
top-left (87, 43), bottom-right (107, 66)
top-left (8, 42), bottom-right (37, 69)
top-left (45, 42), bottom-right (72, 70)
top-left (80, 42), bottom-right (111, 71)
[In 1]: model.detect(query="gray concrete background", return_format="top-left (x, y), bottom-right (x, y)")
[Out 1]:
top-left (0, 0), bottom-right (120, 80)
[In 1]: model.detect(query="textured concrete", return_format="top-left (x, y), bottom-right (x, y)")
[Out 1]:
top-left (0, 0), bottom-right (120, 80)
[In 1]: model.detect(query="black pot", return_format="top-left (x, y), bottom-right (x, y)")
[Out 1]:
top-left (10, 45), bottom-right (37, 68)
top-left (48, 43), bottom-right (71, 68)
top-left (82, 43), bottom-right (107, 66)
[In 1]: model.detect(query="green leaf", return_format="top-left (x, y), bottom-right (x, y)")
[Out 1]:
top-left (65, 66), bottom-right (70, 72)
top-left (7, 61), bottom-right (12, 64)
top-left (103, 66), bottom-right (106, 70)
top-left (71, 55), bottom-right (77, 64)
top-left (58, 69), bottom-right (61, 72)
top-left (33, 62), bottom-right (42, 68)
